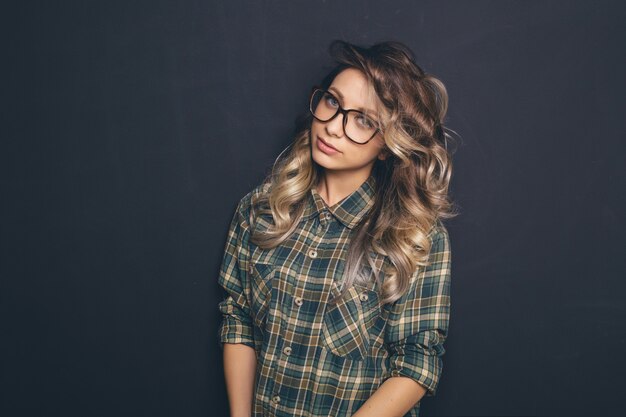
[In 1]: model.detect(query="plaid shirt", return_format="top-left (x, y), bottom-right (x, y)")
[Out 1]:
top-left (217, 174), bottom-right (451, 417)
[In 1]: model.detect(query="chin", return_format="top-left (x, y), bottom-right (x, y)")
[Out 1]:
top-left (311, 151), bottom-right (324, 166)
top-left (311, 150), bottom-right (332, 168)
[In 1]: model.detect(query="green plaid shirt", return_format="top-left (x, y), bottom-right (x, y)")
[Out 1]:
top-left (217, 174), bottom-right (451, 417)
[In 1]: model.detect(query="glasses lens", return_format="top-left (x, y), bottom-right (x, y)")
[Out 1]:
top-left (310, 90), bottom-right (338, 121)
top-left (309, 89), bottom-right (380, 144)
top-left (345, 110), bottom-right (379, 144)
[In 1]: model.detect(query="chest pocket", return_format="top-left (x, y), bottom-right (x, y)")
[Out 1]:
top-left (321, 280), bottom-right (381, 361)
top-left (249, 262), bottom-right (275, 329)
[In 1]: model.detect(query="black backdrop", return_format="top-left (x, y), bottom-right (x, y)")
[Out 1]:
top-left (2, 1), bottom-right (625, 416)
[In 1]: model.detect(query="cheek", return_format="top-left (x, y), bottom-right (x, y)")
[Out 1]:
top-left (365, 139), bottom-right (385, 156)
top-left (345, 144), bottom-right (382, 162)
top-left (311, 119), bottom-right (322, 131)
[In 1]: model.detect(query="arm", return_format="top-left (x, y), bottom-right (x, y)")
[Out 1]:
top-left (223, 343), bottom-right (257, 417)
top-left (216, 196), bottom-right (257, 417)
top-left (351, 376), bottom-right (427, 417)
top-left (354, 225), bottom-right (452, 417)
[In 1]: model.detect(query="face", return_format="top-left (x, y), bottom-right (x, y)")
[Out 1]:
top-left (311, 68), bottom-right (388, 175)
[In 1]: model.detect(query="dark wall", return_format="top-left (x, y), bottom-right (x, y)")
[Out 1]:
top-left (2, 1), bottom-right (624, 416)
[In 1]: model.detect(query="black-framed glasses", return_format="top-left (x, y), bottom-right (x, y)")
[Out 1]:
top-left (309, 87), bottom-right (382, 144)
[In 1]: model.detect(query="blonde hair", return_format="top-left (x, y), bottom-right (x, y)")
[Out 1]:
top-left (248, 40), bottom-right (459, 306)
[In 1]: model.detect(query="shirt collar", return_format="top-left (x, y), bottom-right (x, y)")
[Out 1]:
top-left (302, 174), bottom-right (377, 229)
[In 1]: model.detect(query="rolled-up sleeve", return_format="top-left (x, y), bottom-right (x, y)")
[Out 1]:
top-left (382, 224), bottom-right (452, 397)
top-left (216, 196), bottom-right (255, 350)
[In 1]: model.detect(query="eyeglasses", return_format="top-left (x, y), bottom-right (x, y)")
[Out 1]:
top-left (309, 87), bottom-right (382, 145)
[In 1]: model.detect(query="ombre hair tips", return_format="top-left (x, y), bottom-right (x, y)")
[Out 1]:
top-left (247, 40), bottom-right (459, 306)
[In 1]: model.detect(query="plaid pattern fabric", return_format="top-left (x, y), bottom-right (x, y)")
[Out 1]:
top-left (217, 173), bottom-right (451, 417)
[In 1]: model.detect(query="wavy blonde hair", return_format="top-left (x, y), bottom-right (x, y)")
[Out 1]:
top-left (248, 40), bottom-right (459, 306)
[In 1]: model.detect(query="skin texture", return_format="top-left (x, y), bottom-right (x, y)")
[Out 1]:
top-left (311, 67), bottom-right (388, 207)
top-left (223, 343), bottom-right (256, 417)
top-left (351, 376), bottom-right (427, 417)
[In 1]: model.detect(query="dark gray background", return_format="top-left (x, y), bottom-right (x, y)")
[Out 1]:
top-left (2, 1), bottom-right (625, 416)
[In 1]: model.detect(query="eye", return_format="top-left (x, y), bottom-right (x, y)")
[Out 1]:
top-left (324, 93), bottom-right (339, 108)
top-left (356, 114), bottom-right (376, 129)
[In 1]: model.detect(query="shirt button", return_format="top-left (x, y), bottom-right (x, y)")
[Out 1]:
top-left (272, 395), bottom-right (281, 404)
top-left (294, 296), bottom-right (303, 306)
top-left (283, 346), bottom-right (292, 355)
top-left (308, 249), bottom-right (318, 258)
top-left (359, 292), bottom-right (369, 301)
top-left (249, 263), bottom-right (254, 274)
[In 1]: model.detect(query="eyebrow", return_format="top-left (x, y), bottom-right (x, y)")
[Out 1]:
top-left (328, 86), bottom-right (378, 117)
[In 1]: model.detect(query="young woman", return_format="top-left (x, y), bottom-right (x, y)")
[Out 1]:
top-left (217, 40), bottom-right (457, 417)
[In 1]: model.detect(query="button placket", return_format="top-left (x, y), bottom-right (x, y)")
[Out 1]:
top-left (317, 211), bottom-right (332, 235)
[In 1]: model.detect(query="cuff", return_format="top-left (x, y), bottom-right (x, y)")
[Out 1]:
top-left (217, 297), bottom-right (255, 350)
top-left (382, 330), bottom-right (445, 397)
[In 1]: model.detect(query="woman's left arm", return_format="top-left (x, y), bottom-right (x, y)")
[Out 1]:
top-left (352, 376), bottom-right (427, 417)
top-left (353, 225), bottom-right (452, 417)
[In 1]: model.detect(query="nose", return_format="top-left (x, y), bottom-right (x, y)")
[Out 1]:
top-left (325, 111), bottom-right (345, 138)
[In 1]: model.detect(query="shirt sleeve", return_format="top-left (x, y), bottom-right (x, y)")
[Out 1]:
top-left (382, 223), bottom-right (452, 397)
top-left (216, 196), bottom-right (255, 350)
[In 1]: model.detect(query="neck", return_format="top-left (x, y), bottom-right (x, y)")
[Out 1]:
top-left (315, 168), bottom-right (372, 207)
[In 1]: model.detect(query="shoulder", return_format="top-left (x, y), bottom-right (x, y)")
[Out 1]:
top-left (426, 219), bottom-right (451, 253)
top-left (235, 180), bottom-right (273, 225)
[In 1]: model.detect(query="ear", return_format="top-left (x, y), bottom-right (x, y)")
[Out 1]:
top-left (377, 147), bottom-right (389, 161)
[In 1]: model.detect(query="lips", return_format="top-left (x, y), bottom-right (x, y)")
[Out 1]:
top-left (317, 136), bottom-right (339, 151)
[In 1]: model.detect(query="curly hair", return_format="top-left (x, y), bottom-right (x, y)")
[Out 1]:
top-left (248, 40), bottom-right (459, 306)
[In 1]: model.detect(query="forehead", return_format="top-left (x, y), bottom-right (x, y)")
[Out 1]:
top-left (329, 68), bottom-right (380, 113)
